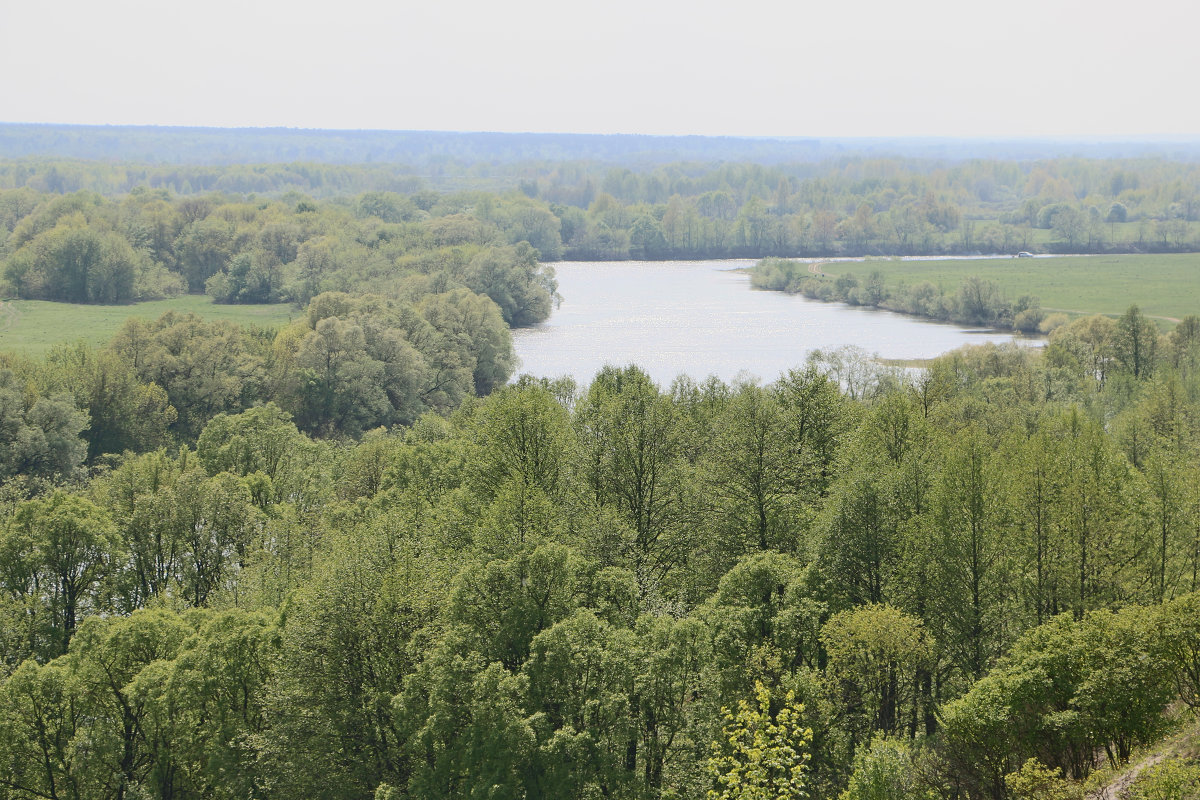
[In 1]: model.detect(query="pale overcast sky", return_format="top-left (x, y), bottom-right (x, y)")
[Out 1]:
top-left (2, 0), bottom-right (1197, 138)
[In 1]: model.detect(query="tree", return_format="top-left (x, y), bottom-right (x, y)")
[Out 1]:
top-left (463, 243), bottom-right (557, 326)
top-left (821, 605), bottom-right (930, 743)
top-left (1051, 208), bottom-right (1087, 247)
top-left (574, 365), bottom-right (691, 596)
top-left (131, 609), bottom-right (278, 800)
top-left (175, 216), bottom-right (235, 292)
top-left (9, 491), bottom-right (120, 655)
top-left (0, 659), bottom-right (84, 799)
top-left (46, 343), bottom-right (176, 460)
top-left (707, 680), bottom-right (812, 800)
top-left (630, 214), bottom-right (669, 259)
top-left (523, 610), bottom-right (638, 797)
top-left (703, 382), bottom-right (796, 558)
top-left (841, 737), bottom-right (936, 800)
top-left (1115, 305), bottom-right (1159, 380)
top-left (5, 221), bottom-right (141, 303)
top-left (196, 403), bottom-right (311, 485)
top-left (930, 429), bottom-right (1012, 681)
top-left (468, 378), bottom-right (572, 501)
top-left (0, 370), bottom-right (89, 480)
top-left (418, 288), bottom-right (515, 395)
top-left (64, 609), bottom-right (193, 800)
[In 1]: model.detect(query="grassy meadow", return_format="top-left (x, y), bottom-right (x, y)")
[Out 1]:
top-left (0, 295), bottom-right (297, 355)
top-left (821, 253), bottom-right (1200, 325)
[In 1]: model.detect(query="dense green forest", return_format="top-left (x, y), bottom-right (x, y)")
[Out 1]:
top-left (3, 293), bottom-right (1200, 798)
top-left (5, 133), bottom-right (1200, 799)
top-left (3, 151), bottom-right (1200, 286)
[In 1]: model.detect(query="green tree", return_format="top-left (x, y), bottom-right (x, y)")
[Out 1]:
top-left (575, 365), bottom-right (692, 596)
top-left (707, 680), bottom-right (812, 800)
top-left (840, 736), bottom-right (935, 800)
top-left (1115, 305), bottom-right (1160, 380)
top-left (0, 370), bottom-right (89, 480)
top-left (821, 605), bottom-right (930, 743)
top-left (9, 491), bottom-right (120, 655)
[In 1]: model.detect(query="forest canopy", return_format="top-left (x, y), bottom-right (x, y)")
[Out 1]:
top-left (1, 296), bottom-right (1200, 799)
top-left (4, 137), bottom-right (1200, 799)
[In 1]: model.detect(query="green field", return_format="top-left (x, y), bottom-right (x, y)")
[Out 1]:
top-left (0, 295), bottom-right (297, 356)
top-left (822, 253), bottom-right (1200, 325)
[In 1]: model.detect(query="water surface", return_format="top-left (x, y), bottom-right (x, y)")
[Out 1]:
top-left (512, 260), bottom-right (1032, 387)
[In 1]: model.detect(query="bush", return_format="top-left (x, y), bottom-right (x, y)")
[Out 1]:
top-left (1014, 307), bottom-right (1047, 333)
top-left (1128, 758), bottom-right (1200, 800)
top-left (1039, 313), bottom-right (1070, 334)
top-left (1005, 758), bottom-right (1082, 800)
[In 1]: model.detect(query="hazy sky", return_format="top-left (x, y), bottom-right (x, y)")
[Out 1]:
top-left (3, 0), bottom-right (1196, 138)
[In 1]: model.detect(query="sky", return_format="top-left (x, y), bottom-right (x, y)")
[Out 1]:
top-left (2, 0), bottom-right (1197, 139)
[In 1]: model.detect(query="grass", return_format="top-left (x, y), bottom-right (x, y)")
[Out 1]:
top-left (820, 253), bottom-right (1200, 325)
top-left (0, 295), bottom-right (298, 356)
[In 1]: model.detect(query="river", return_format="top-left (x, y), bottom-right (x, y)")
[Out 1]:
top-left (510, 260), bottom-right (1037, 387)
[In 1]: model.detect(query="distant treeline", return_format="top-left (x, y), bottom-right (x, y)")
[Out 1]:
top-left (7, 123), bottom-right (1200, 166)
top-left (750, 258), bottom-right (1060, 332)
top-left (3, 154), bottom-right (1200, 269)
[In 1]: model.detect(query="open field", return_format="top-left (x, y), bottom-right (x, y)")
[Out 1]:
top-left (821, 253), bottom-right (1200, 325)
top-left (0, 295), bottom-right (297, 355)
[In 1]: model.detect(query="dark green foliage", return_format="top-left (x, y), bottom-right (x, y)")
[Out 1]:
top-left (0, 369), bottom-right (88, 480)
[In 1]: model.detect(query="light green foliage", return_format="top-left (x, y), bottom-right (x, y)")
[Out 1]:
top-left (279, 290), bottom-right (513, 434)
top-left (418, 287), bottom-right (515, 395)
top-left (463, 242), bottom-right (557, 327)
top-left (840, 737), bottom-right (935, 800)
top-left (1005, 758), bottom-right (1083, 800)
top-left (5, 212), bottom-right (181, 303)
top-left (0, 659), bottom-right (84, 798)
top-left (574, 365), bottom-right (692, 596)
top-left (1161, 593), bottom-right (1200, 709)
top-left (268, 520), bottom-right (450, 799)
top-left (196, 403), bottom-right (311, 485)
top-left (821, 605), bottom-right (930, 743)
top-left (703, 382), bottom-right (797, 557)
top-left (111, 311), bottom-right (270, 437)
top-left (45, 342), bottom-right (177, 459)
top-left (5, 491), bottom-right (119, 657)
top-left (448, 544), bottom-right (581, 670)
top-left (523, 609), bottom-right (639, 797)
top-left (929, 426), bottom-right (1013, 681)
top-left (133, 609), bottom-right (278, 800)
top-left (707, 680), bottom-right (812, 800)
top-left (0, 607), bottom-right (278, 800)
top-left (1116, 304), bottom-right (1162, 380)
top-left (749, 258), bottom-right (807, 292)
top-left (467, 377), bottom-right (572, 501)
top-left (1128, 758), bottom-right (1200, 800)
top-left (705, 553), bottom-right (814, 702)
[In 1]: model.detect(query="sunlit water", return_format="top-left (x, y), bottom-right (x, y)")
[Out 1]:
top-left (511, 260), bottom-right (1036, 387)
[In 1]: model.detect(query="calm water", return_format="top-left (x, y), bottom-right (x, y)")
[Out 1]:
top-left (511, 260), bottom-right (1034, 387)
